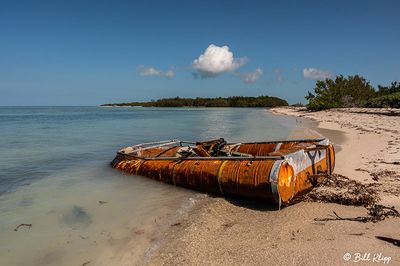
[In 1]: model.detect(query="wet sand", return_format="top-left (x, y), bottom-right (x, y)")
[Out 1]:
top-left (0, 166), bottom-right (195, 266)
top-left (148, 107), bottom-right (400, 265)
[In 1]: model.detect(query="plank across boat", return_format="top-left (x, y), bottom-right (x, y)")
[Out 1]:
top-left (111, 138), bottom-right (335, 206)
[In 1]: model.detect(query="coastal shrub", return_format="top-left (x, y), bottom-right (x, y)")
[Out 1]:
top-left (307, 97), bottom-right (340, 111)
top-left (364, 92), bottom-right (400, 108)
top-left (305, 75), bottom-right (375, 110)
top-left (376, 81), bottom-right (400, 97)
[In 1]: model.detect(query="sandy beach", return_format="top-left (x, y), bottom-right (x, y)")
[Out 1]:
top-left (148, 107), bottom-right (400, 265)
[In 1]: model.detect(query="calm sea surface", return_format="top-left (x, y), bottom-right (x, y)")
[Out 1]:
top-left (0, 107), bottom-right (301, 265)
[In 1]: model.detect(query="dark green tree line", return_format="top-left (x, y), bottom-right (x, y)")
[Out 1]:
top-left (102, 95), bottom-right (288, 108)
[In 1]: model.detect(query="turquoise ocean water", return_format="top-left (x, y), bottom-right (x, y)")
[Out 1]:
top-left (0, 107), bottom-right (300, 265)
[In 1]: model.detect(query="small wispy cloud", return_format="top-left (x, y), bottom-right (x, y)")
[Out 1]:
top-left (241, 68), bottom-right (263, 83)
top-left (274, 68), bottom-right (284, 82)
top-left (303, 67), bottom-right (332, 80)
top-left (192, 44), bottom-right (247, 78)
top-left (138, 65), bottom-right (175, 79)
top-left (164, 70), bottom-right (175, 79)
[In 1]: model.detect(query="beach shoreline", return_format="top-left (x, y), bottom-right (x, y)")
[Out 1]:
top-left (147, 107), bottom-right (400, 265)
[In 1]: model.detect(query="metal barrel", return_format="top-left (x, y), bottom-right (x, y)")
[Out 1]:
top-left (112, 155), bottom-right (297, 204)
top-left (172, 160), bottom-right (223, 194)
top-left (216, 160), bottom-right (295, 203)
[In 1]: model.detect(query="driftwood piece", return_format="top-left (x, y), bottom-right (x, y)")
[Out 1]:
top-left (374, 160), bottom-right (400, 165)
top-left (375, 236), bottom-right (400, 247)
top-left (314, 205), bottom-right (399, 223)
top-left (14, 223), bottom-right (32, 231)
top-left (171, 222), bottom-right (181, 227)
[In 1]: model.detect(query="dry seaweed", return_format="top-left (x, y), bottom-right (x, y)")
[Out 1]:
top-left (301, 174), bottom-right (400, 223)
top-left (370, 170), bottom-right (398, 182)
top-left (301, 173), bottom-right (379, 206)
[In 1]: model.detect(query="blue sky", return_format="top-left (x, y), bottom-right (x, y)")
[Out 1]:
top-left (0, 0), bottom-right (399, 105)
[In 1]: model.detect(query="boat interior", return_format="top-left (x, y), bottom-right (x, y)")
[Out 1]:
top-left (118, 138), bottom-right (328, 160)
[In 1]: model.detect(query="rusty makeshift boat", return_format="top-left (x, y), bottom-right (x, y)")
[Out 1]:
top-left (111, 138), bottom-right (335, 206)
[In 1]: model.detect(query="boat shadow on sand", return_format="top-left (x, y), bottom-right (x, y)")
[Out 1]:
top-left (223, 197), bottom-right (279, 211)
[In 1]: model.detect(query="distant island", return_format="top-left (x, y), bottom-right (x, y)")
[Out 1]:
top-left (101, 96), bottom-right (288, 108)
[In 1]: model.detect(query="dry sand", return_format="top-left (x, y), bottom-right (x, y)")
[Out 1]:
top-left (147, 107), bottom-right (400, 266)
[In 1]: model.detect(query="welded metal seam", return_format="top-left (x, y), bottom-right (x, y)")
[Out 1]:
top-left (133, 159), bottom-right (143, 175)
top-left (171, 161), bottom-right (180, 186)
top-left (269, 160), bottom-right (283, 204)
top-left (217, 160), bottom-right (228, 196)
top-left (274, 142), bottom-right (283, 151)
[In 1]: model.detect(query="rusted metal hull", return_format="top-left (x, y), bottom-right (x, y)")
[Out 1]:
top-left (111, 138), bottom-right (335, 205)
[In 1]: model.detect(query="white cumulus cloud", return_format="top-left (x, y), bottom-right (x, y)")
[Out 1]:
top-left (243, 68), bottom-right (263, 83)
top-left (192, 44), bottom-right (247, 78)
top-left (138, 65), bottom-right (175, 79)
top-left (303, 68), bottom-right (332, 80)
